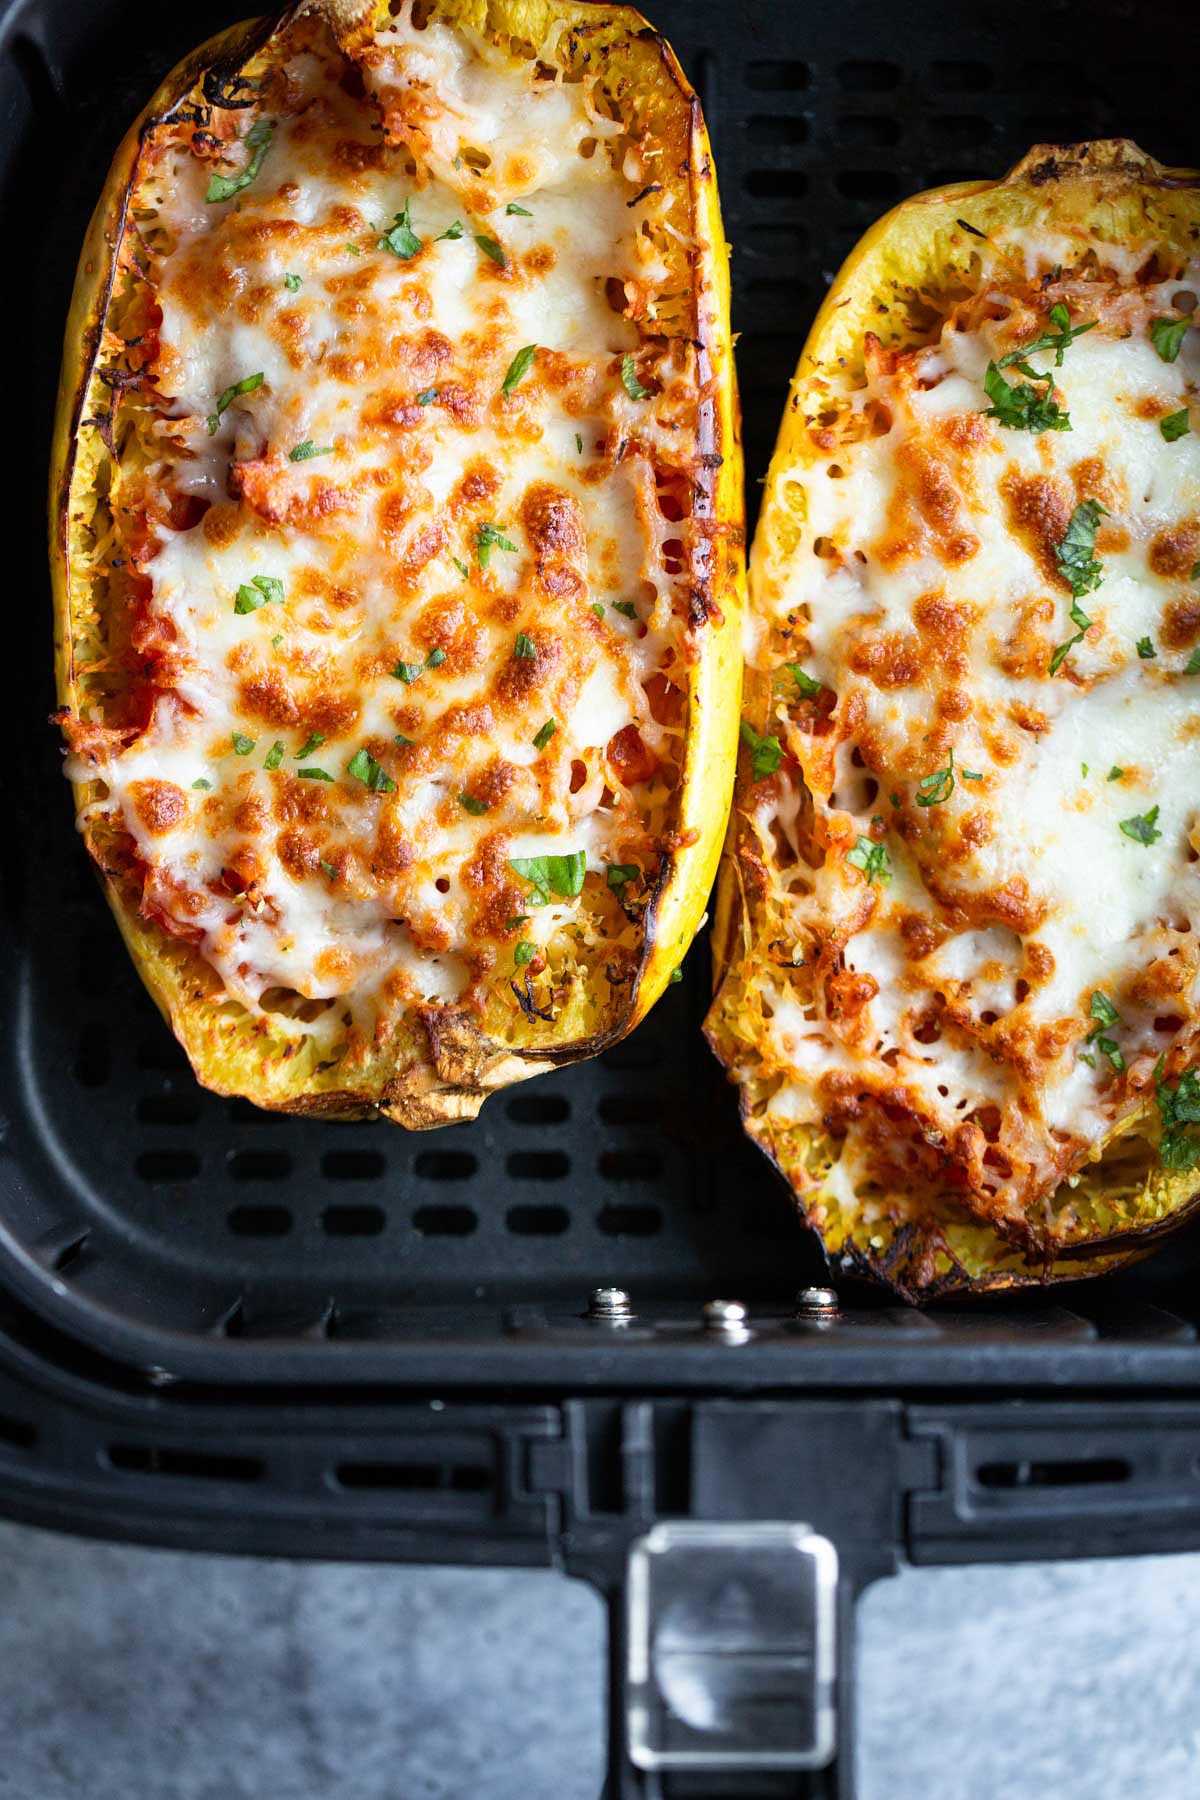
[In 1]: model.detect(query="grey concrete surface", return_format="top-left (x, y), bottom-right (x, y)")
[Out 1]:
top-left (0, 1519), bottom-right (1195, 1798)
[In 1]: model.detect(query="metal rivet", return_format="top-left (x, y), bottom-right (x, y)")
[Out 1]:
top-left (588, 1286), bottom-right (634, 1321)
top-left (702, 1299), bottom-right (750, 1336)
top-left (796, 1286), bottom-right (840, 1318)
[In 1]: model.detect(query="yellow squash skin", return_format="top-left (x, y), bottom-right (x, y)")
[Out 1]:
top-left (51, 0), bottom-right (743, 1128)
top-left (706, 142), bottom-right (1200, 1298)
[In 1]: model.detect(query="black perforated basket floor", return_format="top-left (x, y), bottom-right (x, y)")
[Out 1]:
top-left (3, 0), bottom-right (1198, 1378)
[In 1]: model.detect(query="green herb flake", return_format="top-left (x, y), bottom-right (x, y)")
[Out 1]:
top-left (392, 649), bottom-right (446, 684)
top-left (1108, 766), bottom-right (1124, 780)
top-left (514, 939), bottom-right (536, 965)
top-left (206, 370), bottom-right (264, 435)
top-left (1137, 636), bottom-right (1157, 659)
top-left (475, 233), bottom-right (506, 266)
top-left (345, 242), bottom-right (362, 255)
top-left (592, 602), bottom-right (605, 619)
top-left (1150, 315), bottom-right (1190, 363)
top-left (610, 600), bottom-right (637, 621)
top-left (192, 778), bottom-right (212, 791)
top-left (416, 388), bottom-right (438, 406)
top-left (453, 558), bottom-right (470, 580)
top-left (501, 344), bottom-right (537, 397)
top-left (983, 359), bottom-right (1070, 433)
top-left (263, 740), bottom-right (284, 771)
top-left (476, 522), bottom-right (517, 569)
top-left (1056, 498), bottom-right (1108, 599)
top-left (739, 719), bottom-right (783, 781)
top-left (1089, 990), bottom-right (1120, 1030)
top-left (916, 747), bottom-right (958, 808)
top-left (437, 221), bottom-right (464, 241)
top-left (347, 747), bottom-right (397, 793)
top-left (295, 732), bottom-right (325, 760)
top-left (575, 433), bottom-right (584, 454)
top-left (846, 835), bottom-right (892, 887)
top-left (1161, 408), bottom-right (1192, 443)
top-left (234, 573), bottom-right (285, 615)
top-left (319, 860), bottom-right (338, 881)
top-left (288, 439), bottom-right (334, 462)
top-left (505, 915), bottom-right (530, 932)
top-left (231, 733), bottom-right (256, 756)
top-left (1119, 805), bottom-right (1162, 846)
top-left (283, 272), bottom-right (302, 293)
top-left (378, 199), bottom-right (422, 259)
top-left (459, 792), bottom-right (489, 815)
top-left (514, 631), bottom-right (537, 659)
top-left (669, 965), bottom-right (683, 984)
top-left (787, 664), bottom-right (822, 699)
top-left (205, 117), bottom-right (273, 205)
top-left (394, 733), bottom-right (414, 748)
top-left (297, 767), bottom-right (334, 781)
top-left (532, 718), bottom-right (557, 752)
top-left (607, 863), bottom-right (638, 897)
top-left (508, 851), bottom-right (587, 905)
top-left (1155, 1058), bottom-right (1200, 1170)
top-left (621, 352), bottom-right (650, 400)
top-left (1185, 647), bottom-right (1200, 676)
top-left (506, 202), bottom-right (532, 217)
top-left (271, 634), bottom-right (283, 649)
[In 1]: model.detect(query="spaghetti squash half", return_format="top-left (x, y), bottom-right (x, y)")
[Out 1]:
top-left (52, 0), bottom-right (741, 1125)
top-left (707, 142), bottom-right (1200, 1294)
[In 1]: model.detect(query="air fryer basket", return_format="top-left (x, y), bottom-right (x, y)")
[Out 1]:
top-left (4, 0), bottom-right (1200, 1794)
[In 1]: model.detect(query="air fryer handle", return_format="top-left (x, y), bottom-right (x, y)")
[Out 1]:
top-left (593, 1534), bottom-right (871, 1800)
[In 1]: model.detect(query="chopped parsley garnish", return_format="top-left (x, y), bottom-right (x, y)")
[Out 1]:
top-left (394, 733), bottom-right (414, 748)
top-left (206, 371), bottom-right (264, 435)
top-left (271, 634), bottom-right (283, 649)
top-left (437, 221), bottom-right (463, 242)
top-left (1186, 646), bottom-right (1200, 676)
top-left (475, 233), bottom-right (506, 266)
top-left (378, 199), bottom-right (422, 259)
top-left (347, 748), bottom-right (397, 793)
top-left (669, 966), bottom-right (683, 985)
top-left (1137, 636), bottom-right (1157, 659)
top-left (297, 767), bottom-right (333, 781)
top-left (345, 242), bottom-right (362, 255)
top-left (205, 117), bottom-right (273, 204)
top-left (501, 345), bottom-right (537, 397)
top-left (192, 778), bottom-right (212, 791)
top-left (739, 719), bottom-right (783, 781)
top-left (283, 273), bottom-right (302, 293)
top-left (575, 433), bottom-right (584, 454)
top-left (1161, 408), bottom-right (1191, 442)
top-left (613, 600), bottom-right (638, 620)
top-left (506, 202), bottom-right (532, 217)
top-left (513, 939), bottom-right (536, 965)
top-left (506, 915), bottom-right (530, 932)
top-left (607, 864), bottom-right (638, 898)
top-left (592, 602), bottom-right (605, 618)
top-left (392, 648), bottom-right (446, 684)
top-left (514, 632), bottom-right (537, 659)
top-left (289, 439), bottom-right (334, 462)
top-left (1193, 562), bottom-right (1200, 581)
top-left (509, 851), bottom-right (587, 905)
top-left (234, 574), bottom-right (285, 615)
top-left (915, 746), bottom-right (979, 807)
top-left (453, 558), bottom-right (470, 580)
top-left (1150, 315), bottom-right (1190, 363)
top-left (621, 353), bottom-right (650, 400)
top-left (980, 306), bottom-right (1092, 434)
top-left (847, 835), bottom-right (892, 886)
top-left (1056, 499), bottom-right (1107, 598)
top-left (1084, 990), bottom-right (1126, 1074)
top-left (1119, 805), bottom-right (1162, 846)
top-left (476, 522), bottom-right (517, 568)
top-left (1108, 766), bottom-right (1124, 780)
top-left (231, 733), bottom-right (256, 756)
top-left (319, 860), bottom-right (338, 881)
top-left (416, 388), bottom-right (438, 406)
top-left (1155, 1058), bottom-right (1200, 1170)
top-left (263, 740), bottom-right (284, 771)
top-left (459, 793), bottom-right (489, 815)
top-left (532, 718), bottom-right (557, 752)
top-left (787, 664), bottom-right (823, 699)
top-left (295, 733), bottom-right (325, 760)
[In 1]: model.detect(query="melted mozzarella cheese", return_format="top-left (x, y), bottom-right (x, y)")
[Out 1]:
top-left (75, 7), bottom-right (696, 1036)
top-left (750, 258), bottom-right (1200, 1219)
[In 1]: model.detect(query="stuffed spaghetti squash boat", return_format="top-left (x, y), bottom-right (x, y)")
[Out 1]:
top-left (707, 141), bottom-right (1200, 1295)
top-left (51, 0), bottom-right (741, 1125)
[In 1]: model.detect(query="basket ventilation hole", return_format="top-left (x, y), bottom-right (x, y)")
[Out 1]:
top-left (505, 1093), bottom-right (570, 1125)
top-left (836, 59), bottom-right (901, 91)
top-left (976, 1457), bottom-right (1132, 1489)
top-left (599, 1148), bottom-right (663, 1182)
top-left (228, 1149), bottom-right (293, 1181)
top-left (414, 1150), bottom-right (478, 1180)
top-left (506, 1203), bottom-right (570, 1236)
top-left (746, 115), bottom-right (808, 148)
top-left (507, 1151), bottom-right (570, 1181)
top-left (930, 60), bottom-right (992, 90)
top-left (744, 59), bottom-right (810, 92)
top-left (137, 1094), bottom-right (202, 1126)
top-left (227, 1203), bottom-right (292, 1238)
top-left (413, 1204), bottom-right (478, 1236)
top-left (136, 1150), bottom-right (200, 1184)
top-left (322, 1205), bottom-right (385, 1237)
top-left (597, 1204), bottom-right (662, 1238)
top-left (106, 1444), bottom-right (263, 1482)
top-left (321, 1149), bottom-right (386, 1181)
